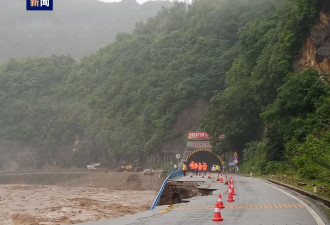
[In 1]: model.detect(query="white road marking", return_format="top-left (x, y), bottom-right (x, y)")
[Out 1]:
top-left (262, 179), bottom-right (326, 225)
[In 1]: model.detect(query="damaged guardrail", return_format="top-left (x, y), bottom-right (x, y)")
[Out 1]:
top-left (150, 170), bottom-right (183, 210)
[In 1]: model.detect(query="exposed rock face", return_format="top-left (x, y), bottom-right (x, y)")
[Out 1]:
top-left (157, 99), bottom-right (209, 155)
top-left (312, 10), bottom-right (330, 74)
top-left (294, 4), bottom-right (330, 75)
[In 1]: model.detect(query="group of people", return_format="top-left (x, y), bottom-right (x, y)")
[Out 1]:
top-left (182, 161), bottom-right (208, 176)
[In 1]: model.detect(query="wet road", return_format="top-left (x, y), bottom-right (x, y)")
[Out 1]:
top-left (78, 174), bottom-right (329, 225)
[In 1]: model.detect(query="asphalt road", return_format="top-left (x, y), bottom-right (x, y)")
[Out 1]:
top-left (78, 174), bottom-right (329, 225)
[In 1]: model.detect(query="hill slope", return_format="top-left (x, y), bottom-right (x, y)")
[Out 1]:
top-left (202, 0), bottom-right (329, 184)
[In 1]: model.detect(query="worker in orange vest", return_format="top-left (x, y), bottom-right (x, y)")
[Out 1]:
top-left (202, 162), bottom-right (208, 177)
top-left (198, 162), bottom-right (203, 176)
top-left (194, 162), bottom-right (198, 176)
top-left (189, 161), bottom-right (195, 172)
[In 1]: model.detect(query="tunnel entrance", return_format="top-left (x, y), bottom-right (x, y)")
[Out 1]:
top-left (185, 149), bottom-right (222, 171)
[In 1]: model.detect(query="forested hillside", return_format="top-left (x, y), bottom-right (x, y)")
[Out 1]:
top-left (0, 0), bottom-right (329, 183)
top-left (202, 0), bottom-right (329, 183)
top-left (0, 0), bottom-right (172, 63)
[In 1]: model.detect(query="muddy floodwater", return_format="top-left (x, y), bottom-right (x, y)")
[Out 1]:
top-left (0, 184), bottom-right (157, 225)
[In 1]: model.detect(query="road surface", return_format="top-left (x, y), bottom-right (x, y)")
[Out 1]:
top-left (78, 174), bottom-right (329, 225)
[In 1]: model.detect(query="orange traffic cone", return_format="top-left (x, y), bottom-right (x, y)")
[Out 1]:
top-left (217, 194), bottom-right (225, 209)
top-left (227, 188), bottom-right (234, 202)
top-left (231, 182), bottom-right (235, 195)
top-left (216, 172), bottom-right (220, 181)
top-left (220, 174), bottom-right (224, 183)
top-left (224, 176), bottom-right (228, 185)
top-left (212, 202), bottom-right (224, 221)
top-left (208, 172), bottom-right (211, 179)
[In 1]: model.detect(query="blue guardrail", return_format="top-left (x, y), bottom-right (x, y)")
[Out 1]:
top-left (149, 170), bottom-right (183, 210)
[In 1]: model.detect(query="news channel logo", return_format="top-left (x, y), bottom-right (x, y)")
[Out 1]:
top-left (27, 0), bottom-right (53, 11)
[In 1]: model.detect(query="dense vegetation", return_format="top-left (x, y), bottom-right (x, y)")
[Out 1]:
top-left (201, 0), bottom-right (329, 184)
top-left (0, 0), bottom-right (172, 63)
top-left (0, 0), bottom-right (328, 186)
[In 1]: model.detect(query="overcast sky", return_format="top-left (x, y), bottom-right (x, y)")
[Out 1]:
top-left (99, 0), bottom-right (191, 4)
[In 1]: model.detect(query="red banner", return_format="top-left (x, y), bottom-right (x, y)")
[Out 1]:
top-left (187, 132), bottom-right (225, 140)
top-left (187, 132), bottom-right (211, 140)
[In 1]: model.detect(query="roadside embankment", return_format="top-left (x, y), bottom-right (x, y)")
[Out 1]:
top-left (267, 178), bottom-right (330, 208)
top-left (0, 170), bottom-right (165, 190)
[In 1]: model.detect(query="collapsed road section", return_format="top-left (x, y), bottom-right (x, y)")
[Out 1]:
top-left (158, 180), bottom-right (214, 205)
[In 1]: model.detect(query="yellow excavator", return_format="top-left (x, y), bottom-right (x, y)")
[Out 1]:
top-left (117, 164), bottom-right (134, 172)
top-left (115, 160), bottom-right (142, 172)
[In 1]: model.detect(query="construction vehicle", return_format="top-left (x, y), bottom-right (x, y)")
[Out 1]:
top-left (115, 160), bottom-right (142, 172)
top-left (116, 164), bottom-right (134, 172)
